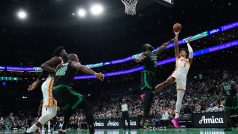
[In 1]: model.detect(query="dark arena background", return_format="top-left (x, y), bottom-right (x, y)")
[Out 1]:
top-left (0, 0), bottom-right (238, 134)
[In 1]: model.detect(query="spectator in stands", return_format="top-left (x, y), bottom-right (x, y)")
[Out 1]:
top-left (160, 108), bottom-right (171, 129)
top-left (121, 99), bottom-right (130, 129)
top-left (152, 110), bottom-right (161, 128)
top-left (184, 103), bottom-right (192, 114)
top-left (1, 67), bottom-right (238, 129)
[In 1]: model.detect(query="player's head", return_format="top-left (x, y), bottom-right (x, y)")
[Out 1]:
top-left (223, 71), bottom-right (229, 79)
top-left (142, 44), bottom-right (154, 52)
top-left (67, 53), bottom-right (79, 62)
top-left (53, 46), bottom-right (68, 60)
top-left (180, 48), bottom-right (188, 58)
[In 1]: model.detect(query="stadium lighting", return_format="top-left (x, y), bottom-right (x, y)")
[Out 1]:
top-left (90, 4), bottom-right (104, 15)
top-left (74, 40), bottom-right (238, 80)
top-left (17, 10), bottom-right (27, 20)
top-left (77, 8), bottom-right (87, 17)
top-left (0, 21), bottom-right (238, 73)
top-left (22, 96), bottom-right (28, 99)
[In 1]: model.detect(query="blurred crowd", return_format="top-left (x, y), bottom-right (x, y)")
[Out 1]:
top-left (0, 112), bottom-right (38, 131)
top-left (0, 66), bottom-right (237, 130)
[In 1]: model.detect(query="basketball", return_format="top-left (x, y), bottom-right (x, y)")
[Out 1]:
top-left (173, 23), bottom-right (182, 32)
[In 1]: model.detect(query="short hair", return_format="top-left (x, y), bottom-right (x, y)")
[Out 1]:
top-left (180, 48), bottom-right (189, 55)
top-left (142, 44), bottom-right (154, 52)
top-left (67, 53), bottom-right (75, 60)
top-left (53, 46), bottom-right (65, 56)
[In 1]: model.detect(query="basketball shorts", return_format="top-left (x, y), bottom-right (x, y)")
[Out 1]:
top-left (224, 96), bottom-right (238, 110)
top-left (141, 70), bottom-right (156, 92)
top-left (42, 105), bottom-right (47, 116)
top-left (171, 71), bottom-right (187, 90)
top-left (52, 84), bottom-right (84, 113)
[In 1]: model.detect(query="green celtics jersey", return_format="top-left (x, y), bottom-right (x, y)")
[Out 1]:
top-left (143, 51), bottom-right (157, 73)
top-left (54, 60), bottom-right (76, 86)
top-left (222, 80), bottom-right (236, 97)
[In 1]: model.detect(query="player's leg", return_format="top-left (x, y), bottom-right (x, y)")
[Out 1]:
top-left (142, 90), bottom-right (154, 119)
top-left (175, 90), bottom-right (185, 118)
top-left (80, 99), bottom-right (95, 134)
top-left (41, 106), bottom-right (47, 133)
top-left (175, 88), bottom-right (185, 117)
top-left (47, 121), bottom-right (51, 134)
top-left (155, 76), bottom-right (175, 92)
top-left (125, 111), bottom-right (130, 129)
top-left (26, 106), bottom-right (57, 133)
top-left (140, 71), bottom-right (156, 128)
top-left (52, 85), bottom-right (70, 133)
top-left (224, 98), bottom-right (233, 131)
top-left (140, 89), bottom-right (154, 129)
top-left (171, 77), bottom-right (186, 128)
top-left (61, 107), bottom-right (73, 131)
top-left (122, 112), bottom-right (126, 129)
top-left (60, 94), bottom-right (95, 134)
top-left (61, 88), bottom-right (95, 133)
top-left (224, 109), bottom-right (232, 131)
top-left (25, 79), bottom-right (55, 134)
top-left (52, 85), bottom-right (74, 133)
top-left (45, 106), bottom-right (57, 132)
top-left (26, 107), bottom-right (56, 133)
top-left (53, 85), bottom-right (85, 133)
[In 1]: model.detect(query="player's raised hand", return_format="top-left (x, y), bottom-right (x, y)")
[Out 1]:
top-left (95, 72), bottom-right (105, 81)
top-left (187, 37), bottom-right (192, 43)
top-left (28, 80), bottom-right (41, 91)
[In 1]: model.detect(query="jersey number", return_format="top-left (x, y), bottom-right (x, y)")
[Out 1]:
top-left (56, 66), bottom-right (68, 76)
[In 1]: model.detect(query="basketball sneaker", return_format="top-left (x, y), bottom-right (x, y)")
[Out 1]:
top-left (171, 118), bottom-right (180, 128)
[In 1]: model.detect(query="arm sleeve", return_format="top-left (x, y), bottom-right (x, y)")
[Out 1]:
top-left (187, 43), bottom-right (193, 59)
top-left (134, 53), bottom-right (143, 60)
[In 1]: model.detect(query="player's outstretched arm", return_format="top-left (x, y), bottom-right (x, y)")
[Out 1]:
top-left (28, 80), bottom-right (41, 91)
top-left (134, 52), bottom-right (147, 63)
top-left (41, 57), bottom-right (63, 73)
top-left (28, 70), bottom-right (48, 91)
top-left (154, 38), bottom-right (175, 56)
top-left (38, 100), bottom-right (43, 116)
top-left (186, 37), bottom-right (194, 64)
top-left (174, 32), bottom-right (180, 59)
top-left (72, 61), bottom-right (104, 81)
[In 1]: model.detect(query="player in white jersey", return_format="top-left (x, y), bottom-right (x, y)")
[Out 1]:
top-left (24, 46), bottom-right (67, 134)
top-left (155, 31), bottom-right (193, 128)
top-left (41, 76), bottom-right (56, 109)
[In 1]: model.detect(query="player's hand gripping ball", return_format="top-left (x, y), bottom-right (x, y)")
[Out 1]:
top-left (173, 23), bottom-right (182, 33)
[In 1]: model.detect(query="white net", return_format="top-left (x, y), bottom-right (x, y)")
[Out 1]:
top-left (121, 0), bottom-right (138, 15)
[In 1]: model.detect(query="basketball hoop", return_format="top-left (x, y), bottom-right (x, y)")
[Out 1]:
top-left (121, 0), bottom-right (138, 15)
